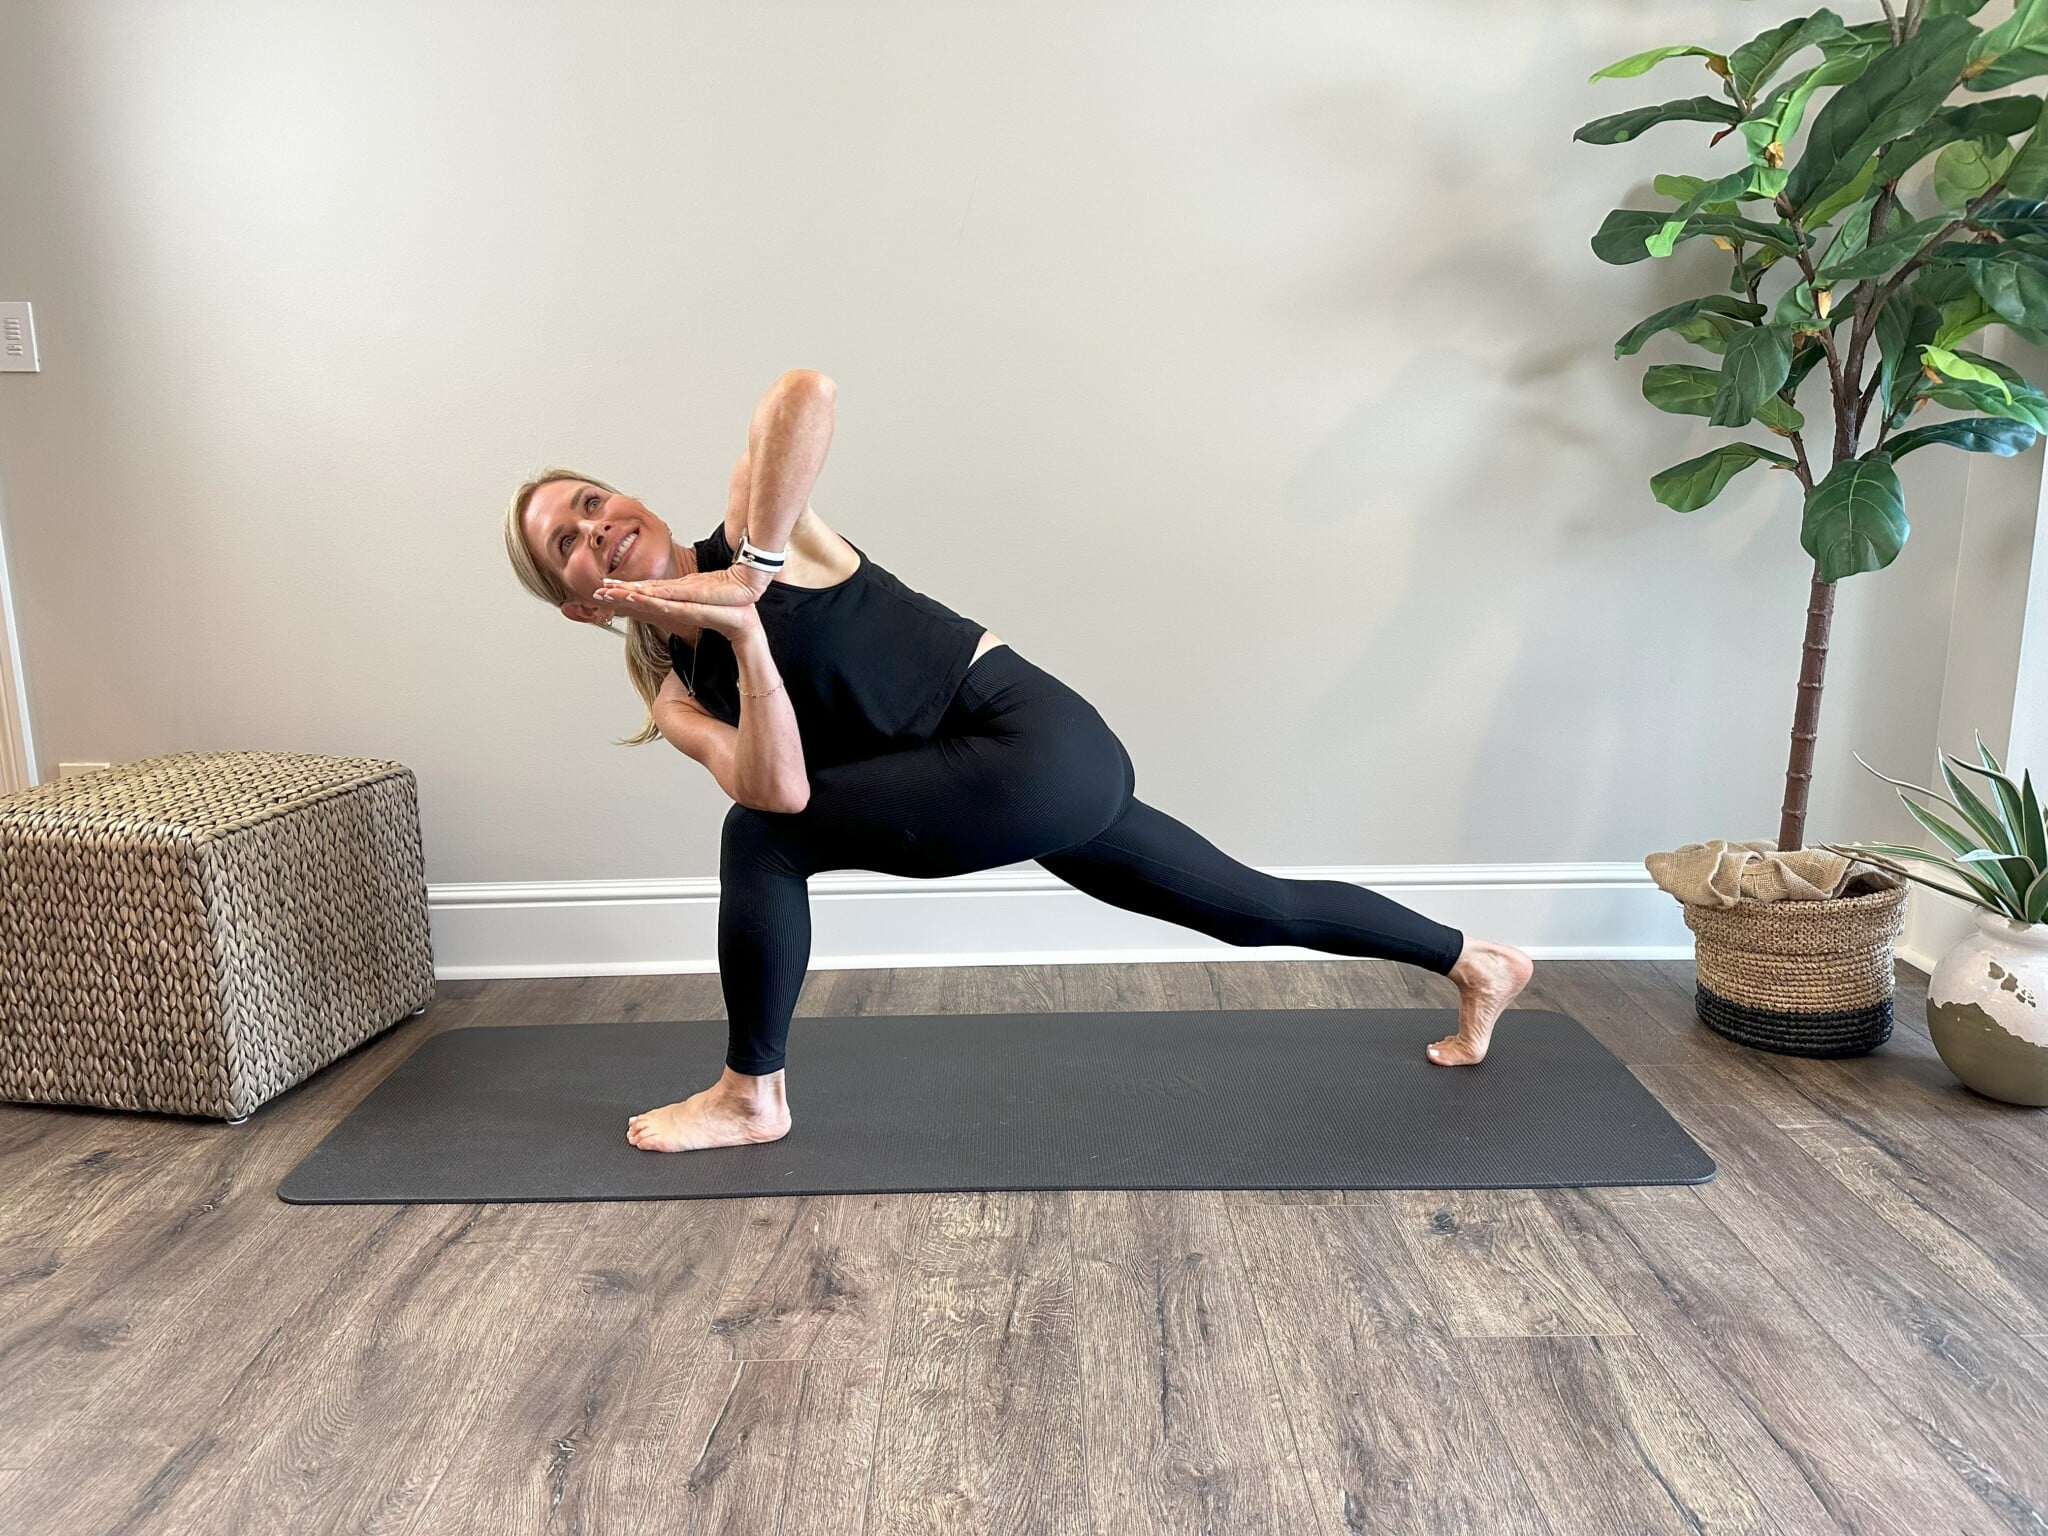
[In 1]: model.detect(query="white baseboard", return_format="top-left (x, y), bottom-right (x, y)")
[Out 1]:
top-left (1896, 881), bottom-right (1981, 978)
top-left (428, 861), bottom-right (1714, 980)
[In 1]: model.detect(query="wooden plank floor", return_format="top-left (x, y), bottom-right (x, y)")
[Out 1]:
top-left (2, 956), bottom-right (2045, 1534)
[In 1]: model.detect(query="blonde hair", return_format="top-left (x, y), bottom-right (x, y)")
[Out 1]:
top-left (502, 466), bottom-right (671, 746)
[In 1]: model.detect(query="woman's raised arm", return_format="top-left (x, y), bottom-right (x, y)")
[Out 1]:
top-left (742, 370), bottom-right (836, 561)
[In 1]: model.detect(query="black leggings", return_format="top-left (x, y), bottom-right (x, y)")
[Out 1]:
top-left (716, 644), bottom-right (1466, 1074)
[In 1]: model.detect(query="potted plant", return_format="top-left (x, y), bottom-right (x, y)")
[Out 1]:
top-left (1581, 2), bottom-right (2048, 1054)
top-left (1817, 734), bottom-right (2047, 1103)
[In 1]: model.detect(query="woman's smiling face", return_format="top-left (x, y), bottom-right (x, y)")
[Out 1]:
top-left (523, 479), bottom-right (680, 605)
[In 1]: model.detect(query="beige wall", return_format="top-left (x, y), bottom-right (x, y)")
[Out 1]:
top-left (0, 0), bottom-right (2035, 890)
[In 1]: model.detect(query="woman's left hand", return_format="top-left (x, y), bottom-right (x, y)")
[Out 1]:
top-left (596, 562), bottom-right (771, 611)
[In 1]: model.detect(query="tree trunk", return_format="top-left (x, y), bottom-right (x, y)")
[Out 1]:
top-left (1778, 562), bottom-right (1838, 852)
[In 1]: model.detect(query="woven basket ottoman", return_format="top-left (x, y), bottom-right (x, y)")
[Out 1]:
top-left (0, 751), bottom-right (435, 1121)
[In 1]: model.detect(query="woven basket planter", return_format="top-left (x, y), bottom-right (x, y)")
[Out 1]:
top-left (1682, 879), bottom-right (1907, 1057)
top-left (0, 751), bottom-right (435, 1120)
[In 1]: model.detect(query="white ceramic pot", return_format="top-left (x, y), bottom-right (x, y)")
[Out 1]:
top-left (1926, 907), bottom-right (2048, 1107)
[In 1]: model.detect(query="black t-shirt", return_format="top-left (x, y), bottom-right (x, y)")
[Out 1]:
top-left (666, 521), bottom-right (988, 773)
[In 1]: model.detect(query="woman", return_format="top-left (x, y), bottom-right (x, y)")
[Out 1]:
top-left (505, 370), bottom-right (1534, 1154)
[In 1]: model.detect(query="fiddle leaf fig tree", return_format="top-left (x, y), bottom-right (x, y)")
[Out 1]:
top-left (1580, 0), bottom-right (2048, 852)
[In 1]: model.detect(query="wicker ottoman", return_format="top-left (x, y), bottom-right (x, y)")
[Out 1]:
top-left (0, 751), bottom-right (435, 1121)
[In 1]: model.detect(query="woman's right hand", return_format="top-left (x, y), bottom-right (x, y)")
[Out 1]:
top-left (597, 586), bottom-right (762, 642)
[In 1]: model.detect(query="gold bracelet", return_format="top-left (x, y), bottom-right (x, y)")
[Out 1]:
top-left (738, 678), bottom-right (786, 699)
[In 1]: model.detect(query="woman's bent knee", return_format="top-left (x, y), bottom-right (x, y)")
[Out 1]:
top-left (721, 801), bottom-right (804, 876)
top-left (1041, 710), bottom-right (1133, 848)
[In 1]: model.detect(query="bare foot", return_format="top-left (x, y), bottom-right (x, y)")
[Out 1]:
top-left (1428, 938), bottom-right (1535, 1066)
top-left (627, 1081), bottom-right (792, 1152)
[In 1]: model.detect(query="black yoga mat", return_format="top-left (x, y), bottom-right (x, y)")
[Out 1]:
top-left (276, 1008), bottom-right (1712, 1203)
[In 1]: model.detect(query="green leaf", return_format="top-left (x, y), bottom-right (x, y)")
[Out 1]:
top-left (1966, 41), bottom-right (2048, 89)
top-left (1892, 798), bottom-right (1990, 860)
top-left (1755, 393), bottom-right (1807, 433)
top-left (1815, 213), bottom-right (1957, 281)
top-left (1653, 173), bottom-right (1711, 201)
top-left (1803, 153), bottom-right (1883, 228)
top-left (1711, 324), bottom-right (1795, 426)
top-left (1875, 94), bottom-right (2042, 180)
top-left (1650, 442), bottom-right (1796, 511)
top-left (1614, 295), bottom-right (1768, 357)
top-left (1886, 415), bottom-right (2040, 457)
top-left (1574, 97), bottom-right (1744, 145)
top-left (1998, 94), bottom-right (2048, 196)
top-left (1647, 166), bottom-right (1791, 256)
top-left (1840, 844), bottom-right (2016, 906)
top-left (1730, 10), bottom-right (1851, 100)
top-left (1590, 208), bottom-right (1799, 264)
top-left (1959, 849), bottom-right (2036, 909)
top-left (1917, 261), bottom-right (1985, 304)
top-left (1961, 244), bottom-right (2048, 327)
top-left (1933, 288), bottom-right (2005, 348)
top-left (1590, 44), bottom-right (1726, 83)
top-left (1773, 278), bottom-right (1827, 330)
top-left (1916, 241), bottom-right (2048, 329)
top-left (1956, 345), bottom-right (2042, 383)
top-left (1801, 452), bottom-right (1908, 579)
top-left (1785, 15), bottom-right (1981, 213)
top-left (1690, 214), bottom-right (1802, 254)
top-left (1882, 296), bottom-right (1941, 420)
top-left (1672, 310), bottom-right (1748, 353)
top-left (1823, 20), bottom-right (1899, 53)
top-left (1901, 798), bottom-right (2026, 904)
top-left (1940, 752), bottom-right (2021, 853)
top-left (1787, 335), bottom-right (1830, 394)
top-left (1592, 210), bottom-right (1667, 264)
top-left (1923, 342), bottom-right (2016, 401)
top-left (1815, 190), bottom-right (1883, 270)
top-left (1920, 372), bottom-right (2048, 428)
top-left (1948, 754), bottom-right (2039, 862)
top-left (2022, 767), bottom-right (2048, 871)
top-left (1851, 753), bottom-right (1960, 816)
top-left (1642, 364), bottom-right (1721, 415)
top-left (1642, 362), bottom-right (1802, 430)
top-left (1752, 51), bottom-right (1879, 162)
top-left (1934, 136), bottom-right (2016, 208)
top-left (1970, 0), bottom-right (2048, 65)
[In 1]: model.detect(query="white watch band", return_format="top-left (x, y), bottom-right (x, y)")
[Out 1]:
top-left (736, 531), bottom-right (787, 572)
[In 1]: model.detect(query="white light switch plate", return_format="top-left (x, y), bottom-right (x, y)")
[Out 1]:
top-left (1, 302), bottom-right (40, 372)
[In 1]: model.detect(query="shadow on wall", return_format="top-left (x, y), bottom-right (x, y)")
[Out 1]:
top-left (1270, 70), bottom-right (1952, 862)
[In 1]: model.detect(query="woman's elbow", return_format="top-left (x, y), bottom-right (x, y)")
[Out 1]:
top-left (741, 781), bottom-right (810, 815)
top-left (779, 369), bottom-right (835, 403)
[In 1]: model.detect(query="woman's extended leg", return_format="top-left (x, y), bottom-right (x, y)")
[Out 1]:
top-left (1038, 797), bottom-right (1465, 971)
top-left (1036, 799), bottom-right (1533, 1063)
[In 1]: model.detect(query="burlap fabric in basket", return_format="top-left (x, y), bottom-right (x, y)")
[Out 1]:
top-left (1646, 838), bottom-right (1907, 1057)
top-left (0, 751), bottom-right (434, 1120)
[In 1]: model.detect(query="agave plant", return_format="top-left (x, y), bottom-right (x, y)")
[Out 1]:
top-left (1580, 2), bottom-right (2048, 854)
top-left (1815, 729), bottom-right (2048, 920)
